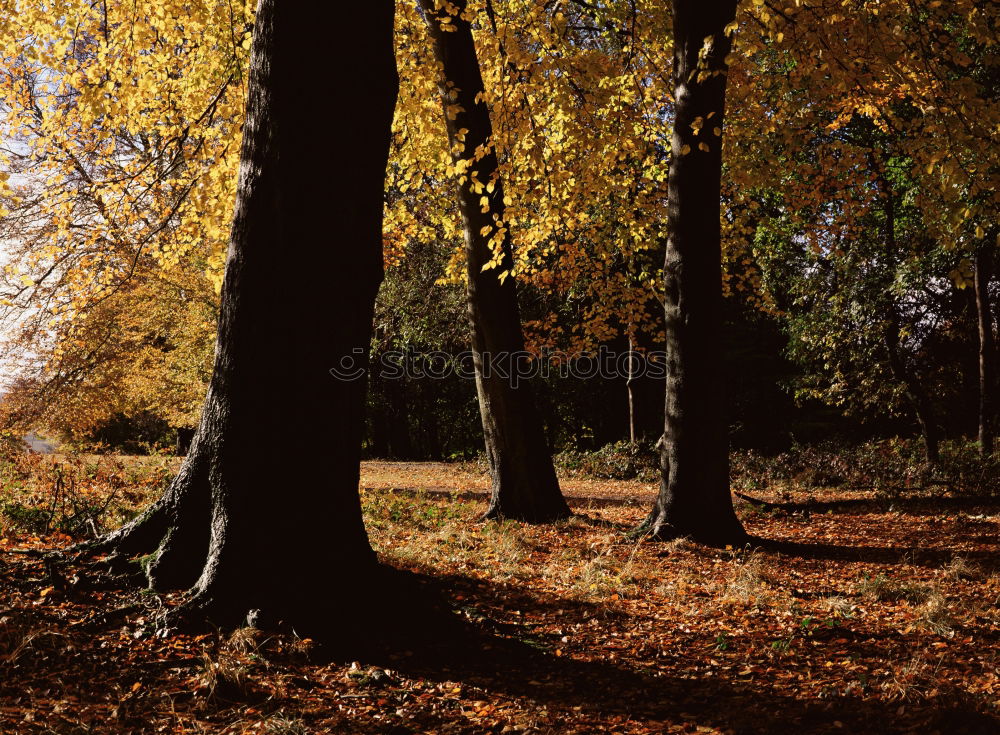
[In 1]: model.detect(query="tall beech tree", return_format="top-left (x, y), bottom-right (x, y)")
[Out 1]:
top-left (973, 242), bottom-right (996, 457)
top-left (418, 0), bottom-right (570, 523)
top-left (91, 0), bottom-right (399, 632)
top-left (637, 0), bottom-right (746, 544)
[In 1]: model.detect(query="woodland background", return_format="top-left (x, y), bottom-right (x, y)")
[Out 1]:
top-left (0, 0), bottom-right (996, 467)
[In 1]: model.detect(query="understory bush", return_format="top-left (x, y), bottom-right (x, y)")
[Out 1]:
top-left (554, 440), bottom-right (659, 482)
top-left (731, 439), bottom-right (1000, 496)
top-left (0, 452), bottom-right (172, 539)
top-left (556, 437), bottom-right (1000, 496)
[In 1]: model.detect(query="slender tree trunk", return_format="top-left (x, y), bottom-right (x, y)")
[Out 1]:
top-left (638, 0), bottom-right (746, 545)
top-left (95, 0), bottom-right (399, 635)
top-left (974, 244), bottom-right (996, 456)
top-left (174, 427), bottom-right (195, 456)
top-left (627, 335), bottom-right (637, 444)
top-left (884, 316), bottom-right (940, 465)
top-left (420, 0), bottom-right (569, 522)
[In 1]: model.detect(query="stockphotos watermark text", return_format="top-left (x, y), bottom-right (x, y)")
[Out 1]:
top-left (330, 347), bottom-right (667, 388)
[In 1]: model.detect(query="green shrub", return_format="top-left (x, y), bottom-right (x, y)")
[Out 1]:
top-left (730, 438), bottom-right (1000, 496)
top-left (554, 440), bottom-right (659, 482)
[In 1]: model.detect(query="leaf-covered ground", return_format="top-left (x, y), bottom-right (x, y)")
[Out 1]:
top-left (2, 457), bottom-right (999, 734)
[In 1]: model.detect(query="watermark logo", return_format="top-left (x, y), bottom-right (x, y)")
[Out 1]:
top-left (330, 347), bottom-right (667, 387)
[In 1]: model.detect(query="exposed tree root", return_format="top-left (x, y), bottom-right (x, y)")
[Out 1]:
top-left (631, 508), bottom-right (748, 547)
top-left (65, 446), bottom-right (213, 597)
top-left (145, 523), bottom-right (209, 591)
top-left (72, 496), bottom-right (171, 558)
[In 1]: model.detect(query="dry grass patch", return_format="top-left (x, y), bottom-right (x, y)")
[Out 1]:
top-left (819, 594), bottom-right (856, 618)
top-left (855, 572), bottom-right (936, 604)
top-left (941, 555), bottom-right (983, 582)
top-left (880, 653), bottom-right (940, 702)
top-left (915, 590), bottom-right (955, 636)
top-left (225, 626), bottom-right (266, 657)
top-left (653, 567), bottom-right (705, 608)
top-left (261, 714), bottom-right (309, 735)
top-left (480, 521), bottom-right (536, 572)
top-left (194, 647), bottom-right (265, 706)
top-left (715, 550), bottom-right (789, 611)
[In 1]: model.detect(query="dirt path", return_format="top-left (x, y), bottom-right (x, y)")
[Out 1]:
top-left (23, 433), bottom-right (57, 454)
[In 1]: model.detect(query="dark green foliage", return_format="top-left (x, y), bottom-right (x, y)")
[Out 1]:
top-left (71, 411), bottom-right (175, 455)
top-left (1, 502), bottom-right (52, 535)
top-left (367, 237), bottom-right (482, 460)
top-left (731, 439), bottom-right (1000, 497)
top-left (722, 300), bottom-right (799, 452)
top-left (554, 440), bottom-right (659, 482)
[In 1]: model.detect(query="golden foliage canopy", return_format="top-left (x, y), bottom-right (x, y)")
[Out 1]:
top-left (0, 0), bottom-right (995, 434)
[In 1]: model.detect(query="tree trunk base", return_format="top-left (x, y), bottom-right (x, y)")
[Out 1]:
top-left (481, 502), bottom-right (571, 525)
top-left (632, 507), bottom-right (748, 547)
top-left (145, 525), bottom-right (209, 592)
top-left (482, 463), bottom-right (571, 524)
top-left (152, 564), bottom-right (454, 658)
top-left (72, 445), bottom-right (211, 594)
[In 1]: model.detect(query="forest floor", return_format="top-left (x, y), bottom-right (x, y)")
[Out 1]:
top-left (1, 456), bottom-right (999, 734)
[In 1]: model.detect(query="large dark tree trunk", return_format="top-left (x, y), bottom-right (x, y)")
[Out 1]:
top-left (974, 243), bottom-right (996, 457)
top-left (419, 0), bottom-right (569, 523)
top-left (93, 0), bottom-right (399, 634)
top-left (638, 0), bottom-right (746, 545)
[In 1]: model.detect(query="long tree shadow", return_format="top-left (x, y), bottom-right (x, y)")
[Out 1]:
top-left (736, 491), bottom-right (1000, 517)
top-left (750, 536), bottom-right (1000, 571)
top-left (340, 567), bottom-right (1000, 735)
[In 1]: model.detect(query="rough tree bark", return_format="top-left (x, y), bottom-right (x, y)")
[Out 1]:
top-left (91, 0), bottom-right (399, 634)
top-left (419, 0), bottom-right (570, 523)
top-left (974, 243), bottom-right (996, 457)
top-left (637, 0), bottom-right (746, 545)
